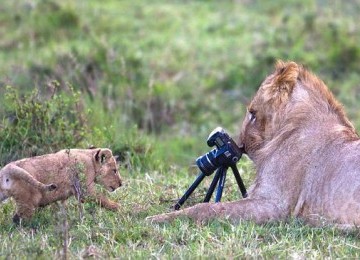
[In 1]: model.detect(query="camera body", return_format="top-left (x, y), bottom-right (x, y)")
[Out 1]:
top-left (196, 127), bottom-right (244, 176)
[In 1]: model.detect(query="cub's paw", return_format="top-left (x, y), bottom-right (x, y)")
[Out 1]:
top-left (106, 201), bottom-right (120, 211)
top-left (12, 214), bottom-right (21, 225)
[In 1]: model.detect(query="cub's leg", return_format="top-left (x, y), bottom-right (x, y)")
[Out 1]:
top-left (87, 183), bottom-right (119, 211)
top-left (0, 191), bottom-right (9, 202)
top-left (148, 199), bottom-right (287, 224)
top-left (12, 200), bottom-right (37, 224)
top-left (95, 194), bottom-right (120, 211)
top-left (12, 190), bottom-right (42, 224)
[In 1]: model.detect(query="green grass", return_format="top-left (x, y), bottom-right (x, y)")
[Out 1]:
top-left (1, 167), bottom-right (360, 258)
top-left (1, 0), bottom-right (360, 258)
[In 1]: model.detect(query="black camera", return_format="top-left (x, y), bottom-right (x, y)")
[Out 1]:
top-left (196, 127), bottom-right (244, 176)
top-left (174, 127), bottom-right (247, 210)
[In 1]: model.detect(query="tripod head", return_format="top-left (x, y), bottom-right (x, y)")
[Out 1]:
top-left (196, 127), bottom-right (244, 175)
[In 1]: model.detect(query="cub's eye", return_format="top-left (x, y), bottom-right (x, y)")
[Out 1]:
top-left (113, 169), bottom-right (117, 174)
top-left (248, 110), bottom-right (256, 123)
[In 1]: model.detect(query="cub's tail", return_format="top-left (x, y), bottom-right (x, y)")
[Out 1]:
top-left (2, 164), bottom-right (57, 192)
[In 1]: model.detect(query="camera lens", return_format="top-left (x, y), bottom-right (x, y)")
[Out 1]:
top-left (196, 149), bottom-right (218, 175)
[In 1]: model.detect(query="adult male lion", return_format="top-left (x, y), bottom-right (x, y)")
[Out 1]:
top-left (149, 61), bottom-right (360, 227)
top-left (0, 148), bottom-right (122, 223)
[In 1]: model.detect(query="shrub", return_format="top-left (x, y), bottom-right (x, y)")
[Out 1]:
top-left (0, 82), bottom-right (88, 165)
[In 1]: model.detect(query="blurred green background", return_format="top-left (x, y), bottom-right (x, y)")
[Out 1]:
top-left (1, 0), bottom-right (359, 169)
top-left (1, 0), bottom-right (360, 258)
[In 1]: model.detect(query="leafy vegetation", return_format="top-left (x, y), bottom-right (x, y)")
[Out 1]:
top-left (1, 0), bottom-right (360, 258)
top-left (0, 83), bottom-right (87, 165)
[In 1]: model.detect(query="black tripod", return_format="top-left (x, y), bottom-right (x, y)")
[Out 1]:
top-left (174, 164), bottom-right (247, 210)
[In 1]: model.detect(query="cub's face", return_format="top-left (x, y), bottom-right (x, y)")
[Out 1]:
top-left (95, 150), bottom-right (122, 192)
top-left (99, 158), bottom-right (122, 192)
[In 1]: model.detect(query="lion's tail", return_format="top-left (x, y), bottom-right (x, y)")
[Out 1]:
top-left (4, 164), bottom-right (57, 191)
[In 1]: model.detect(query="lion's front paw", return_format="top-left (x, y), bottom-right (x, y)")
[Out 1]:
top-left (146, 212), bottom-right (176, 224)
top-left (147, 203), bottom-right (221, 224)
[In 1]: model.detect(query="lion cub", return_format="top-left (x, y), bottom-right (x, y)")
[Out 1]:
top-left (0, 148), bottom-right (122, 223)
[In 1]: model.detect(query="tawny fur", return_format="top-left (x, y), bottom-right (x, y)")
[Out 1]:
top-left (148, 61), bottom-right (360, 228)
top-left (0, 148), bottom-right (122, 222)
top-left (0, 165), bottom-right (57, 202)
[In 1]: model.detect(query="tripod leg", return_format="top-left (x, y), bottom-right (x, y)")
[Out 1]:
top-left (174, 172), bottom-right (206, 210)
top-left (215, 167), bottom-right (227, 202)
top-left (230, 165), bottom-right (248, 198)
top-left (203, 168), bottom-right (223, 203)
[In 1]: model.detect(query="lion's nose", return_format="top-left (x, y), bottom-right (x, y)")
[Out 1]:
top-left (119, 180), bottom-right (123, 187)
top-left (238, 143), bottom-right (246, 153)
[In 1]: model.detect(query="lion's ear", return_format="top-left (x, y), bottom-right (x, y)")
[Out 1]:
top-left (94, 149), bottom-right (113, 164)
top-left (262, 61), bottom-right (299, 107)
top-left (272, 60), bottom-right (299, 95)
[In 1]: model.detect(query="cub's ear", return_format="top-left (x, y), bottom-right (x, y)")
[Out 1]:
top-left (272, 60), bottom-right (299, 94)
top-left (94, 148), bottom-right (113, 164)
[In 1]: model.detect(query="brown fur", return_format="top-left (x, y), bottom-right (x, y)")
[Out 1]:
top-left (0, 148), bottom-right (122, 223)
top-left (148, 61), bottom-right (360, 228)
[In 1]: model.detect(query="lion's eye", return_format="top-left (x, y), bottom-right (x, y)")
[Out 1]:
top-left (113, 169), bottom-right (117, 174)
